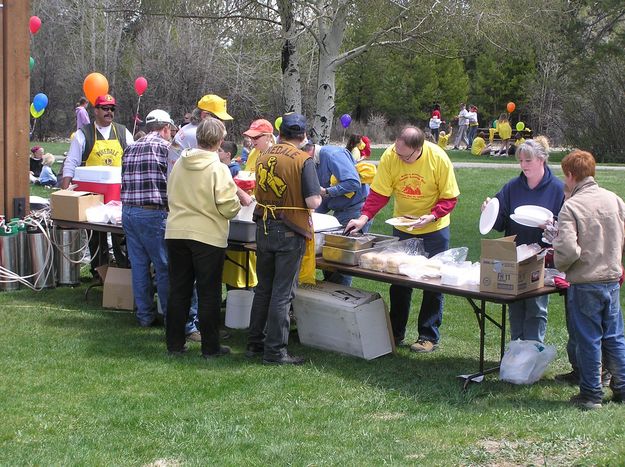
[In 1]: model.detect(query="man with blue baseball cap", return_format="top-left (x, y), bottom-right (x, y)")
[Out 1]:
top-left (245, 113), bottom-right (322, 365)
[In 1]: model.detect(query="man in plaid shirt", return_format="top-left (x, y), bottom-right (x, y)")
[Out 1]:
top-left (121, 109), bottom-right (178, 328)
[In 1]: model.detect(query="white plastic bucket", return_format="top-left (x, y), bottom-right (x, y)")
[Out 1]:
top-left (225, 289), bottom-right (254, 329)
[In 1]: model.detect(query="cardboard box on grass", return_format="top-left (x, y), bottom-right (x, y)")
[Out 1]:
top-left (293, 281), bottom-right (394, 360)
top-left (96, 265), bottom-right (134, 311)
top-left (480, 236), bottom-right (545, 296)
top-left (50, 190), bottom-right (103, 221)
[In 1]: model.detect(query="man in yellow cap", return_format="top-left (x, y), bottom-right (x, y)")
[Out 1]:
top-left (167, 94), bottom-right (233, 175)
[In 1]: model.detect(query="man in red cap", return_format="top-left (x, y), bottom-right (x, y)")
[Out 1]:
top-left (61, 94), bottom-right (134, 275)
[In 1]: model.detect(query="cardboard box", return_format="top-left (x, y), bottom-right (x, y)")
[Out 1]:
top-left (50, 190), bottom-right (104, 221)
top-left (293, 281), bottom-right (393, 360)
top-left (97, 265), bottom-right (134, 310)
top-left (480, 236), bottom-right (545, 295)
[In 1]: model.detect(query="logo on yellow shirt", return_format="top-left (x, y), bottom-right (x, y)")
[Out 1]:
top-left (258, 156), bottom-right (287, 197)
top-left (399, 173), bottom-right (424, 197)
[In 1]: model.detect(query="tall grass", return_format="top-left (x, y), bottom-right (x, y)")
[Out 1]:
top-left (2, 166), bottom-right (624, 465)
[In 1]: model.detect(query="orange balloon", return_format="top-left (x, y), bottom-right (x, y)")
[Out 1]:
top-left (507, 102), bottom-right (516, 113)
top-left (83, 73), bottom-right (109, 106)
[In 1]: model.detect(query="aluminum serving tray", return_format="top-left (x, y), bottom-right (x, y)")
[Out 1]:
top-left (322, 234), bottom-right (399, 265)
top-left (323, 231), bottom-right (375, 251)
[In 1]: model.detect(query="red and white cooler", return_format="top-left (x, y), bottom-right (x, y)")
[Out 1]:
top-left (73, 166), bottom-right (122, 203)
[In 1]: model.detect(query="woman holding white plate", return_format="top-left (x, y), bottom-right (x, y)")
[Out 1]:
top-left (481, 137), bottom-right (565, 343)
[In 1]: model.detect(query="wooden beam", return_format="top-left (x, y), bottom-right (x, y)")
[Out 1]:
top-left (2, 0), bottom-right (31, 218)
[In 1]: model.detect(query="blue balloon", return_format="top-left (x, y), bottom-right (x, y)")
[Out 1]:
top-left (340, 113), bottom-right (352, 128)
top-left (33, 93), bottom-right (48, 112)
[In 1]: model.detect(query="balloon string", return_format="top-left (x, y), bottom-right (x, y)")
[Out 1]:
top-left (132, 95), bottom-right (142, 135)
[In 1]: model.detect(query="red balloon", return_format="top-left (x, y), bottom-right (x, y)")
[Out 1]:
top-left (29, 16), bottom-right (42, 35)
top-left (134, 77), bottom-right (148, 96)
top-left (506, 102), bottom-right (516, 113)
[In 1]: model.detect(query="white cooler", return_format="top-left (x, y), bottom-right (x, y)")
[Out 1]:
top-left (73, 166), bottom-right (122, 203)
top-left (293, 281), bottom-right (393, 360)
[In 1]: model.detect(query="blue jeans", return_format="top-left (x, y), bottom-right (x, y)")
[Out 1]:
top-left (389, 226), bottom-right (449, 344)
top-left (467, 126), bottom-right (478, 148)
top-left (166, 239), bottom-right (225, 355)
top-left (122, 206), bottom-right (198, 333)
top-left (248, 221), bottom-right (306, 359)
top-left (122, 206), bottom-right (169, 327)
top-left (508, 295), bottom-right (549, 342)
top-left (324, 205), bottom-right (371, 287)
top-left (568, 282), bottom-right (625, 402)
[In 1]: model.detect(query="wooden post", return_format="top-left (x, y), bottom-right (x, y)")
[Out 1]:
top-left (1, 0), bottom-right (30, 219)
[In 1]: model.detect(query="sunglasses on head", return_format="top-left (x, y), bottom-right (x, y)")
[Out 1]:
top-left (97, 106), bottom-right (116, 111)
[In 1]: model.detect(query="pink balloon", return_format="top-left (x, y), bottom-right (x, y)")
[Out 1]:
top-left (134, 77), bottom-right (148, 96)
top-left (29, 16), bottom-right (42, 35)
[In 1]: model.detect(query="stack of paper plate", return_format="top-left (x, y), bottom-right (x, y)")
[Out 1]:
top-left (511, 205), bottom-right (553, 228)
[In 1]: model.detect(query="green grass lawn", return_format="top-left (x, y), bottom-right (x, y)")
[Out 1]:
top-left (4, 165), bottom-right (625, 464)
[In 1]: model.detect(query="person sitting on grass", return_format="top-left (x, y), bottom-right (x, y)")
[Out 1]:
top-left (29, 146), bottom-right (44, 183)
top-left (438, 128), bottom-right (452, 150)
top-left (471, 131), bottom-right (493, 156)
top-left (38, 153), bottom-right (57, 188)
top-left (507, 132), bottom-right (526, 155)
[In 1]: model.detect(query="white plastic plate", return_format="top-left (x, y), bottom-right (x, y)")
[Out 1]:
top-left (479, 197), bottom-right (500, 235)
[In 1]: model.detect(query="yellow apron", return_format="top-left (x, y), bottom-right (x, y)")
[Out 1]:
top-left (222, 251), bottom-right (258, 288)
top-left (85, 124), bottom-right (124, 167)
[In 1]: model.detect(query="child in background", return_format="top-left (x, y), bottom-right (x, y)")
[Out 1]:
top-left (438, 128), bottom-right (452, 149)
top-left (240, 136), bottom-right (252, 164)
top-left (471, 131), bottom-right (492, 156)
top-left (218, 141), bottom-right (241, 178)
top-left (360, 136), bottom-right (372, 159)
top-left (508, 132), bottom-right (526, 155)
top-left (346, 133), bottom-right (364, 162)
top-left (428, 114), bottom-right (442, 142)
top-left (29, 146), bottom-right (44, 183)
top-left (38, 153), bottom-right (57, 187)
top-left (496, 113), bottom-right (512, 156)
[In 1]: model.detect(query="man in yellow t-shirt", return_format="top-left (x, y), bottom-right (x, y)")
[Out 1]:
top-left (346, 127), bottom-right (460, 353)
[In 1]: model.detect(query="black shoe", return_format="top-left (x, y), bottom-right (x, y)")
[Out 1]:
top-left (263, 354), bottom-right (306, 365)
top-left (612, 392), bottom-right (624, 404)
top-left (555, 370), bottom-right (579, 385)
top-left (168, 346), bottom-right (188, 357)
top-left (245, 344), bottom-right (264, 358)
top-left (202, 345), bottom-right (231, 359)
top-left (570, 393), bottom-right (602, 410)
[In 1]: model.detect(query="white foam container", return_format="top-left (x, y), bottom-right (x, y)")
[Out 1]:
top-left (225, 289), bottom-right (254, 329)
top-left (74, 166), bottom-right (122, 183)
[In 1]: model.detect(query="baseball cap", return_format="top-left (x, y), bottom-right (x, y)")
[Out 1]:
top-left (145, 109), bottom-right (177, 129)
top-left (95, 94), bottom-right (116, 107)
top-left (281, 113), bottom-right (306, 132)
top-left (197, 94), bottom-right (233, 120)
top-left (243, 119), bottom-right (273, 138)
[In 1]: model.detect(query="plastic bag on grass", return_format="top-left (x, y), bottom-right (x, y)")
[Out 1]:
top-left (499, 339), bottom-right (556, 385)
